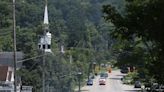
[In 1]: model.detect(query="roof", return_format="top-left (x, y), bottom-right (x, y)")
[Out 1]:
top-left (0, 52), bottom-right (24, 68)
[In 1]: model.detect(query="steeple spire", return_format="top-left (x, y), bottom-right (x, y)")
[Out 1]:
top-left (43, 0), bottom-right (49, 25)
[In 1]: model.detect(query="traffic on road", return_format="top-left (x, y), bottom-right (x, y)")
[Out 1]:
top-left (78, 70), bottom-right (141, 92)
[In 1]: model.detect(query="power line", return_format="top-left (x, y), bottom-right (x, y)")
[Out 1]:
top-left (17, 54), bottom-right (43, 63)
top-left (0, 31), bottom-right (12, 36)
top-left (17, 53), bottom-right (51, 63)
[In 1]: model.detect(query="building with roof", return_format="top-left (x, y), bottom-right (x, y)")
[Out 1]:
top-left (0, 52), bottom-right (23, 69)
top-left (0, 52), bottom-right (23, 92)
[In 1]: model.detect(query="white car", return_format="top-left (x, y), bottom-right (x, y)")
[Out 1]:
top-left (99, 77), bottom-right (106, 85)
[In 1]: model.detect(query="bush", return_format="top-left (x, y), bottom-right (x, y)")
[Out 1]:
top-left (122, 71), bottom-right (139, 84)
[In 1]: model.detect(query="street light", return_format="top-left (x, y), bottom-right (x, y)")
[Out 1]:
top-left (87, 62), bottom-right (92, 80)
top-left (93, 62), bottom-right (96, 75)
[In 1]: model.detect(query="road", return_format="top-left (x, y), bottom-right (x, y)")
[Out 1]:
top-left (78, 70), bottom-right (141, 92)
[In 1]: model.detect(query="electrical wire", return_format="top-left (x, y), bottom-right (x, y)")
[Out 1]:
top-left (0, 28), bottom-right (12, 35)
top-left (17, 53), bottom-right (51, 63)
top-left (0, 31), bottom-right (12, 36)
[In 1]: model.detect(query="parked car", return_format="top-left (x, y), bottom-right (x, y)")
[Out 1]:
top-left (87, 79), bottom-right (93, 85)
top-left (99, 77), bottom-right (106, 85)
top-left (144, 82), bottom-right (151, 91)
top-left (151, 83), bottom-right (164, 92)
top-left (134, 81), bottom-right (141, 88)
top-left (120, 68), bottom-right (129, 74)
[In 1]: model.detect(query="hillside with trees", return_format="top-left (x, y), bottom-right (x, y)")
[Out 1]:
top-left (0, 0), bottom-right (125, 91)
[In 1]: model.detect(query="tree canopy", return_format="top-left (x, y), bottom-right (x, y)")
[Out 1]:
top-left (103, 0), bottom-right (164, 84)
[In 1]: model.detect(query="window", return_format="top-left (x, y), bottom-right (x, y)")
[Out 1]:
top-left (48, 45), bottom-right (50, 49)
top-left (43, 45), bottom-right (45, 49)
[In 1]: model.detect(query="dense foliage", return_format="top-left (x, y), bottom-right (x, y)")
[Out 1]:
top-left (0, 0), bottom-right (125, 91)
top-left (103, 0), bottom-right (164, 84)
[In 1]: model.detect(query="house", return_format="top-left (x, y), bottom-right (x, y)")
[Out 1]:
top-left (0, 52), bottom-right (24, 92)
top-left (0, 66), bottom-right (14, 82)
top-left (0, 65), bottom-right (14, 91)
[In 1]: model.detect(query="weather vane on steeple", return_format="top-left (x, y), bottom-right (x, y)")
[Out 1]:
top-left (45, 0), bottom-right (47, 5)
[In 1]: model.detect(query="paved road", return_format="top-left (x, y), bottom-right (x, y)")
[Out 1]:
top-left (78, 70), bottom-right (141, 92)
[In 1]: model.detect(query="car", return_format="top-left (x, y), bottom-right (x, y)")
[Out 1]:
top-left (99, 77), bottom-right (106, 85)
top-left (120, 68), bottom-right (129, 73)
top-left (144, 82), bottom-right (151, 90)
top-left (90, 75), bottom-right (95, 79)
top-left (87, 79), bottom-right (93, 85)
top-left (104, 73), bottom-right (108, 78)
top-left (100, 73), bottom-right (105, 77)
top-left (100, 72), bottom-right (108, 78)
top-left (134, 81), bottom-right (141, 88)
top-left (151, 83), bottom-right (164, 92)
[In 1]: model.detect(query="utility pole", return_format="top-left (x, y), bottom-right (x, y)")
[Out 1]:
top-left (87, 63), bottom-right (91, 80)
top-left (77, 71), bottom-right (82, 92)
top-left (78, 78), bottom-right (81, 92)
top-left (13, 0), bottom-right (17, 92)
top-left (93, 62), bottom-right (96, 75)
top-left (69, 54), bottom-right (72, 92)
top-left (40, 0), bottom-right (52, 92)
top-left (42, 51), bottom-right (45, 92)
top-left (69, 54), bottom-right (72, 64)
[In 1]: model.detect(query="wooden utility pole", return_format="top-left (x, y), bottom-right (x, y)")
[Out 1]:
top-left (42, 51), bottom-right (45, 92)
top-left (13, 0), bottom-right (17, 92)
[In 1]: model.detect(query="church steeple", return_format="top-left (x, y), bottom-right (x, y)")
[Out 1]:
top-left (43, 0), bottom-right (49, 26)
top-left (38, 0), bottom-right (52, 53)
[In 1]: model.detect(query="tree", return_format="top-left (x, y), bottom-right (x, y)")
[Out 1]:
top-left (103, 0), bottom-right (164, 84)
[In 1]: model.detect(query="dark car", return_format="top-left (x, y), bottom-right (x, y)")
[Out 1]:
top-left (104, 73), bottom-right (108, 78)
top-left (120, 68), bottom-right (129, 74)
top-left (144, 82), bottom-right (151, 91)
top-left (87, 79), bottom-right (93, 85)
top-left (90, 75), bottom-right (95, 79)
top-left (134, 81), bottom-right (141, 88)
top-left (100, 73), bottom-right (105, 77)
top-left (100, 72), bottom-right (108, 78)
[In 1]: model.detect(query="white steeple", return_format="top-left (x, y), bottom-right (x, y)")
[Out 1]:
top-left (38, 0), bottom-right (52, 53)
top-left (43, 1), bottom-right (49, 25)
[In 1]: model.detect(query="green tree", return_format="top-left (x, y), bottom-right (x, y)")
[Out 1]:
top-left (103, 0), bottom-right (164, 84)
